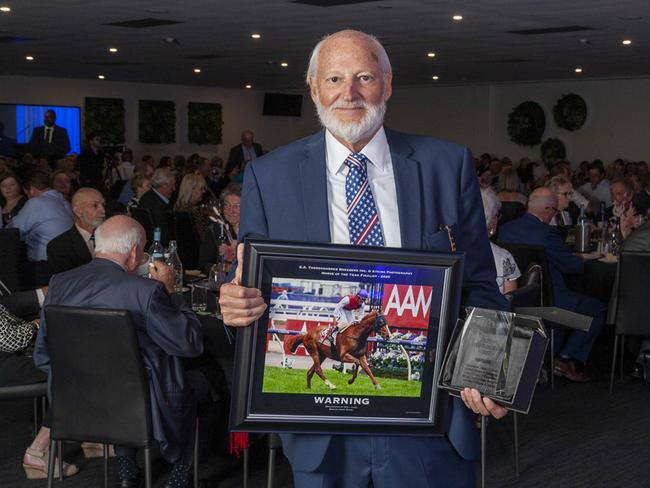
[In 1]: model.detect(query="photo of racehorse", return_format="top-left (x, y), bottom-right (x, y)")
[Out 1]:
top-left (262, 278), bottom-right (432, 397)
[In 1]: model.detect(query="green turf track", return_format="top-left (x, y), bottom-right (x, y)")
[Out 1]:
top-left (262, 366), bottom-right (422, 397)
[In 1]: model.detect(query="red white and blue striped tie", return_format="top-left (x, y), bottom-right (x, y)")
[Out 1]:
top-left (344, 152), bottom-right (385, 246)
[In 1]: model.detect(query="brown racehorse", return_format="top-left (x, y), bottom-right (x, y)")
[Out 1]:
top-left (284, 310), bottom-right (390, 390)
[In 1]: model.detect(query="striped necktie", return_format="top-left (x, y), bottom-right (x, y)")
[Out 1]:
top-left (344, 152), bottom-right (385, 246)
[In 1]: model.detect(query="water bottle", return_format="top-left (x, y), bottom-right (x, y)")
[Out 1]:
top-left (609, 217), bottom-right (623, 256)
top-left (575, 205), bottom-right (591, 253)
top-left (166, 240), bottom-right (184, 293)
top-left (147, 228), bottom-right (165, 278)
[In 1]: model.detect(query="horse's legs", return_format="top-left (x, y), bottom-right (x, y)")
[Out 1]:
top-left (358, 355), bottom-right (382, 390)
top-left (306, 364), bottom-right (316, 389)
top-left (311, 351), bottom-right (336, 390)
top-left (339, 353), bottom-right (361, 384)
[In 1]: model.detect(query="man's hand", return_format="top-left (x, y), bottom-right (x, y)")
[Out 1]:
top-left (460, 388), bottom-right (508, 419)
top-left (149, 261), bottom-right (175, 294)
top-left (219, 243), bottom-right (267, 327)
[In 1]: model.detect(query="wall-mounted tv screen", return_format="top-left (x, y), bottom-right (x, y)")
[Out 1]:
top-left (263, 93), bottom-right (303, 117)
top-left (0, 103), bottom-right (81, 158)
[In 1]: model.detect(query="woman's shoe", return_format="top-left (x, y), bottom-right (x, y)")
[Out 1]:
top-left (22, 447), bottom-right (79, 479)
top-left (81, 442), bottom-right (116, 458)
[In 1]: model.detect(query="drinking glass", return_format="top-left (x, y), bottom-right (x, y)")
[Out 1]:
top-left (191, 282), bottom-right (208, 314)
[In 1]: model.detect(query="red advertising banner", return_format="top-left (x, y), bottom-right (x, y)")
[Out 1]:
top-left (380, 284), bottom-right (432, 329)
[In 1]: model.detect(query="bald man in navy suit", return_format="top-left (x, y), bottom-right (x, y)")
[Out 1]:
top-left (220, 30), bottom-right (508, 488)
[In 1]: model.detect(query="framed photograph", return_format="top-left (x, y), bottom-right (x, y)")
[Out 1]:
top-left (229, 239), bottom-right (465, 435)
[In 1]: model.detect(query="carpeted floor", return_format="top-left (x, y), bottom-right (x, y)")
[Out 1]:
top-left (2, 375), bottom-right (649, 487)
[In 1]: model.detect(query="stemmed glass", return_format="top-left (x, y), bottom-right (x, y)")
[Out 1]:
top-left (207, 257), bottom-right (227, 319)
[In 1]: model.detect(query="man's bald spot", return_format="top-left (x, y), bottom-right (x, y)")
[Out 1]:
top-left (528, 187), bottom-right (557, 210)
top-left (71, 187), bottom-right (103, 208)
top-left (101, 215), bottom-right (141, 235)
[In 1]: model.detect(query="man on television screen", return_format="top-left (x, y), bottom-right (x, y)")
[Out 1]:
top-left (29, 109), bottom-right (71, 165)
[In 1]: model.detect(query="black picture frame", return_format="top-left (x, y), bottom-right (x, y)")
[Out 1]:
top-left (229, 239), bottom-right (465, 435)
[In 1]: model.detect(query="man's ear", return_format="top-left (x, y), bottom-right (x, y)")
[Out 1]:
top-left (309, 78), bottom-right (319, 105)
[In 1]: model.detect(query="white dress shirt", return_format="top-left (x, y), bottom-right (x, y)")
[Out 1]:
top-left (325, 127), bottom-right (401, 247)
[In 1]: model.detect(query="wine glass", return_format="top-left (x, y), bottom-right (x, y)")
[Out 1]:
top-left (207, 258), bottom-right (227, 319)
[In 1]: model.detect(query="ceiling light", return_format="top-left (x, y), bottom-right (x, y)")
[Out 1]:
top-left (0, 6), bottom-right (11, 12)
top-left (193, 68), bottom-right (201, 73)
top-left (251, 33), bottom-right (261, 39)
top-left (280, 62), bottom-right (288, 68)
top-left (432, 75), bottom-right (439, 80)
top-left (574, 67), bottom-right (583, 73)
top-left (25, 55), bottom-right (34, 61)
top-left (452, 14), bottom-right (463, 21)
top-left (622, 39), bottom-right (632, 45)
top-left (427, 52), bottom-right (436, 58)
top-left (109, 47), bottom-right (118, 53)
top-left (98, 75), bottom-right (105, 80)
top-left (245, 84), bottom-right (252, 89)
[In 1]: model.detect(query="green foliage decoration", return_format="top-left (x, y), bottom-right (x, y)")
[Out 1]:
top-left (540, 137), bottom-right (567, 164)
top-left (507, 101), bottom-right (546, 147)
top-left (139, 100), bottom-right (175, 144)
top-left (553, 93), bottom-right (587, 131)
top-left (84, 97), bottom-right (125, 145)
top-left (187, 102), bottom-right (223, 145)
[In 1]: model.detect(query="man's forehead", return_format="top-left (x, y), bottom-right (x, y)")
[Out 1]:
top-left (318, 36), bottom-right (380, 68)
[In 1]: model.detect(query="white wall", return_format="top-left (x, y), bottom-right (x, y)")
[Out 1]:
top-left (2, 74), bottom-right (650, 165)
top-left (388, 77), bottom-right (650, 165)
top-left (0, 75), bottom-right (320, 160)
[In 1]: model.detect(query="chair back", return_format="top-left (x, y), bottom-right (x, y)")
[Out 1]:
top-left (613, 251), bottom-right (650, 335)
top-left (499, 201), bottom-right (526, 226)
top-left (44, 305), bottom-right (151, 447)
top-left (169, 211), bottom-right (200, 269)
top-left (506, 263), bottom-right (542, 309)
top-left (498, 243), bottom-right (554, 307)
top-left (0, 228), bottom-right (21, 293)
top-left (130, 207), bottom-right (155, 247)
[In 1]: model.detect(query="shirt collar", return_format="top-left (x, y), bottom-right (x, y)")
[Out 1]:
top-left (75, 223), bottom-right (92, 242)
top-left (153, 188), bottom-right (170, 204)
top-left (325, 126), bottom-right (389, 176)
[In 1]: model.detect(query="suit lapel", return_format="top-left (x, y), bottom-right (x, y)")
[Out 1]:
top-left (299, 131), bottom-right (331, 242)
top-left (71, 227), bottom-right (92, 262)
top-left (386, 129), bottom-right (423, 249)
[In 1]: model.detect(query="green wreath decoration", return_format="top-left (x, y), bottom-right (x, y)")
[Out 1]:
top-left (540, 137), bottom-right (566, 164)
top-left (507, 101), bottom-right (546, 147)
top-left (553, 93), bottom-right (586, 131)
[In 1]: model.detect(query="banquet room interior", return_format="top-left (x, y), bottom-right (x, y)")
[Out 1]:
top-left (2, 0), bottom-right (650, 487)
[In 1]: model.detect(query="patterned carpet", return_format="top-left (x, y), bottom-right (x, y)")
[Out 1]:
top-left (2, 376), bottom-right (649, 487)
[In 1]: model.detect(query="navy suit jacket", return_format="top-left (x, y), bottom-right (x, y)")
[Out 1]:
top-left (33, 258), bottom-right (203, 463)
top-left (499, 213), bottom-right (584, 310)
top-left (29, 125), bottom-right (71, 159)
top-left (239, 128), bottom-right (507, 471)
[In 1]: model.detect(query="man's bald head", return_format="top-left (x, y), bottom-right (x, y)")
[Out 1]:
top-left (71, 187), bottom-right (106, 232)
top-left (94, 215), bottom-right (145, 257)
top-left (306, 29), bottom-right (392, 84)
top-left (527, 187), bottom-right (558, 224)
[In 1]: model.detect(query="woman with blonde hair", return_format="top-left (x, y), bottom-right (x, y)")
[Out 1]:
top-left (174, 173), bottom-right (210, 238)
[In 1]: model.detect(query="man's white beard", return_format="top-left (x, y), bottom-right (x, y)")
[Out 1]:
top-left (314, 95), bottom-right (386, 146)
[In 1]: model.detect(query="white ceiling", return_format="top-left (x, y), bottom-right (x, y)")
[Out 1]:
top-left (1, 0), bottom-right (650, 90)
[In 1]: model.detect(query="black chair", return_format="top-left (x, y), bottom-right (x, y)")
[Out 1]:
top-left (498, 243), bottom-right (553, 307)
top-left (168, 211), bottom-right (200, 270)
top-left (43, 305), bottom-right (198, 488)
top-left (0, 228), bottom-right (21, 292)
top-left (506, 263), bottom-right (542, 310)
top-left (130, 207), bottom-right (155, 247)
top-left (609, 251), bottom-right (650, 394)
top-left (0, 382), bottom-right (47, 437)
top-left (499, 201), bottom-right (526, 226)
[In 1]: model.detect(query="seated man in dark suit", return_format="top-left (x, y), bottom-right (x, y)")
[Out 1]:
top-left (500, 187), bottom-right (607, 382)
top-left (0, 284), bottom-right (45, 319)
top-left (34, 215), bottom-right (207, 488)
top-left (225, 130), bottom-right (263, 176)
top-left (28, 109), bottom-right (71, 166)
top-left (47, 188), bottom-right (105, 275)
top-left (138, 167), bottom-right (176, 245)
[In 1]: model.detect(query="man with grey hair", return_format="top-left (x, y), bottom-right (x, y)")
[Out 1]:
top-left (545, 175), bottom-right (590, 228)
top-left (34, 215), bottom-right (206, 488)
top-left (220, 29), bottom-right (508, 487)
top-left (226, 130), bottom-right (263, 176)
top-left (138, 167), bottom-right (176, 244)
top-left (500, 187), bottom-right (606, 382)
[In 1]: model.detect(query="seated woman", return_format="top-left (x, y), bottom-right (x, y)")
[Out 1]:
top-left (0, 172), bottom-right (27, 226)
top-left (198, 184), bottom-right (240, 274)
top-left (0, 297), bottom-right (79, 479)
top-left (126, 173), bottom-right (151, 214)
top-left (496, 168), bottom-right (528, 205)
top-left (481, 187), bottom-right (521, 294)
top-left (174, 173), bottom-right (211, 239)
